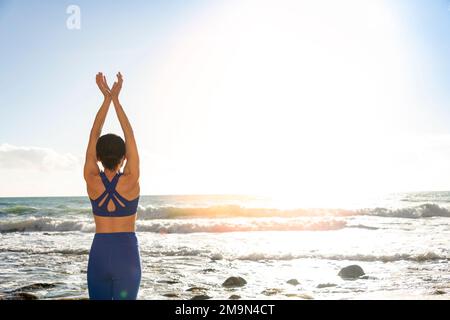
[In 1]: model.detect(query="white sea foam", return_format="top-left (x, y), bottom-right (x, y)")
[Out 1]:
top-left (0, 248), bottom-right (89, 255)
top-left (234, 251), bottom-right (449, 262)
top-left (0, 217), bottom-right (346, 233)
top-left (360, 203), bottom-right (450, 218)
top-left (137, 203), bottom-right (450, 219)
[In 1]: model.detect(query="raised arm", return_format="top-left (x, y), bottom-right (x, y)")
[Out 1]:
top-left (84, 72), bottom-right (112, 181)
top-left (111, 72), bottom-right (140, 179)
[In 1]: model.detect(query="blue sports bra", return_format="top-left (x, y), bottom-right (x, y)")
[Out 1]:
top-left (90, 171), bottom-right (139, 217)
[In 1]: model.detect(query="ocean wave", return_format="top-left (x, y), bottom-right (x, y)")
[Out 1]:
top-left (0, 205), bottom-right (91, 216)
top-left (0, 217), bottom-right (346, 233)
top-left (361, 204), bottom-right (450, 219)
top-left (136, 205), bottom-right (356, 219)
top-left (0, 218), bottom-right (95, 233)
top-left (137, 218), bottom-right (346, 233)
top-left (234, 251), bottom-right (449, 263)
top-left (0, 248), bottom-right (89, 255)
top-left (137, 203), bottom-right (450, 220)
top-left (2, 201), bottom-right (450, 220)
top-left (1, 205), bottom-right (39, 214)
top-left (1, 245), bottom-right (446, 263)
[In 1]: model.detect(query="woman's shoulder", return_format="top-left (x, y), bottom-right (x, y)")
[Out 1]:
top-left (86, 173), bottom-right (105, 200)
top-left (117, 172), bottom-right (140, 195)
top-left (119, 171), bottom-right (139, 184)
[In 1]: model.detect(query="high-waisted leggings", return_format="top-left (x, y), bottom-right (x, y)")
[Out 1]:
top-left (87, 232), bottom-right (141, 300)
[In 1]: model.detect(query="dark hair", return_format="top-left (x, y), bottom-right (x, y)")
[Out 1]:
top-left (96, 134), bottom-right (126, 171)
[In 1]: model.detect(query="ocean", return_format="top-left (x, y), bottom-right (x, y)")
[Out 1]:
top-left (0, 192), bottom-right (449, 300)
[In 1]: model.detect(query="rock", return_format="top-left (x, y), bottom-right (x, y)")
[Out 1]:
top-left (317, 283), bottom-right (337, 289)
top-left (359, 276), bottom-right (370, 280)
top-left (433, 290), bottom-right (446, 295)
top-left (191, 294), bottom-right (211, 300)
top-left (287, 279), bottom-right (300, 286)
top-left (261, 288), bottom-right (283, 296)
top-left (186, 287), bottom-right (208, 292)
top-left (229, 294), bottom-right (241, 300)
top-left (162, 293), bottom-right (180, 298)
top-left (57, 296), bottom-right (89, 300)
top-left (222, 276), bottom-right (247, 288)
top-left (202, 268), bottom-right (216, 273)
top-left (338, 265), bottom-right (365, 279)
top-left (211, 253), bottom-right (223, 260)
top-left (157, 279), bottom-right (179, 285)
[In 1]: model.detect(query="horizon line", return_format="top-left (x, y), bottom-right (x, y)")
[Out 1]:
top-left (1, 190), bottom-right (450, 199)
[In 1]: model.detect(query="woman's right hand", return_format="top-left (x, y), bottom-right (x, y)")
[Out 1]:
top-left (111, 72), bottom-right (123, 102)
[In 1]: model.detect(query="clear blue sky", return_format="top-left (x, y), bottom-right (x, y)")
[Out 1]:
top-left (1, 0), bottom-right (450, 197)
top-left (392, 0), bottom-right (450, 124)
top-left (0, 0), bottom-right (205, 152)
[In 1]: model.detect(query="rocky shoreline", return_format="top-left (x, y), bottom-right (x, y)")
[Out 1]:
top-left (0, 265), bottom-right (373, 300)
top-left (1, 264), bottom-right (447, 300)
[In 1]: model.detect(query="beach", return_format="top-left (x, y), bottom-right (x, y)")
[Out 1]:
top-left (0, 193), bottom-right (449, 300)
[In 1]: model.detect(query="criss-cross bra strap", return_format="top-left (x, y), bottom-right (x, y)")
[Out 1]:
top-left (100, 172), bottom-right (120, 192)
top-left (96, 172), bottom-right (122, 208)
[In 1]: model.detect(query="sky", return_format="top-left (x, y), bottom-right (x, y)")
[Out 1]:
top-left (0, 0), bottom-right (450, 198)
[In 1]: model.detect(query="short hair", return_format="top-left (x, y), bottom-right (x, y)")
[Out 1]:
top-left (96, 134), bottom-right (126, 171)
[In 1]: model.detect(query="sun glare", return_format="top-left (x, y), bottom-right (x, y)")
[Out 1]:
top-left (133, 0), bottom-right (427, 201)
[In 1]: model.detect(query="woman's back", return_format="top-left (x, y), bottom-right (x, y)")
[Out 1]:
top-left (87, 170), bottom-right (140, 233)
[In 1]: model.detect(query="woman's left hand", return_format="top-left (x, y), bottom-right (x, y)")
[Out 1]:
top-left (96, 72), bottom-right (111, 99)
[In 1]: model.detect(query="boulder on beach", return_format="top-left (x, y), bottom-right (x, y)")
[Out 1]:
top-left (186, 287), bottom-right (208, 292)
top-left (57, 296), bottom-right (89, 300)
top-left (210, 253), bottom-right (223, 261)
top-left (229, 294), bottom-right (241, 300)
top-left (287, 279), bottom-right (300, 286)
top-left (222, 276), bottom-right (247, 288)
top-left (191, 294), bottom-right (211, 300)
top-left (338, 265), bottom-right (365, 279)
top-left (157, 279), bottom-right (179, 285)
top-left (433, 289), bottom-right (446, 295)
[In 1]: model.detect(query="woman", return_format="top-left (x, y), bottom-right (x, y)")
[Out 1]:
top-left (84, 72), bottom-right (141, 300)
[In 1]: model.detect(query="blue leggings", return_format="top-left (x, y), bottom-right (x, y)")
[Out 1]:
top-left (87, 232), bottom-right (141, 300)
